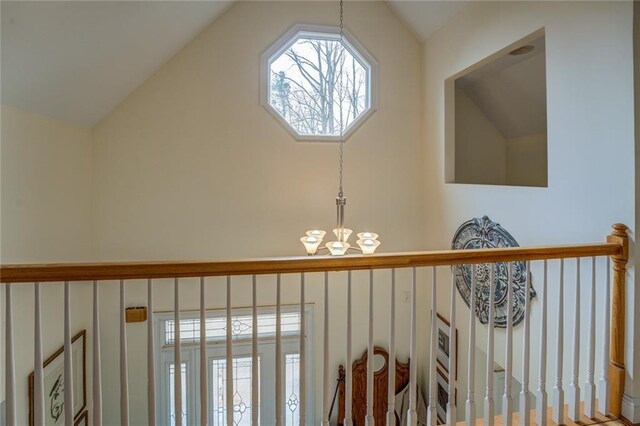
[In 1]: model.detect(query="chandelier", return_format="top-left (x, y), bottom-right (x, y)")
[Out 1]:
top-left (299, 0), bottom-right (381, 257)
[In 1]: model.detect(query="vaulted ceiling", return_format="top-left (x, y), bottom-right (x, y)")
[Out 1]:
top-left (1, 1), bottom-right (466, 128)
top-left (386, 0), bottom-right (466, 41)
top-left (1, 1), bottom-right (233, 127)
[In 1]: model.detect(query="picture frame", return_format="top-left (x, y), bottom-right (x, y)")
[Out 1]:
top-left (436, 367), bottom-right (457, 425)
top-left (29, 330), bottom-right (87, 426)
top-left (435, 312), bottom-right (458, 380)
top-left (73, 410), bottom-right (87, 426)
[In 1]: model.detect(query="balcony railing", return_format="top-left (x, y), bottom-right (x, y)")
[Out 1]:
top-left (0, 223), bottom-right (629, 426)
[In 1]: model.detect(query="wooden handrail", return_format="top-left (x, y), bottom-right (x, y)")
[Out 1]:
top-left (0, 242), bottom-right (622, 283)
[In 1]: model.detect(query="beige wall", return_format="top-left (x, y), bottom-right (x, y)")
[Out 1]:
top-left (424, 0), bottom-right (636, 418)
top-left (92, 1), bottom-right (425, 262)
top-left (0, 106), bottom-right (94, 424)
top-left (454, 87), bottom-right (507, 185)
top-left (453, 90), bottom-right (547, 188)
top-left (91, 2), bottom-right (425, 423)
top-left (1, 106), bottom-right (92, 263)
top-left (506, 133), bottom-right (547, 187)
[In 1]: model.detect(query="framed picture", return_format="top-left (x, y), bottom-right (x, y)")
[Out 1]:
top-left (435, 312), bottom-right (458, 380)
top-left (73, 410), bottom-right (87, 426)
top-left (29, 330), bottom-right (87, 426)
top-left (436, 367), bottom-right (457, 425)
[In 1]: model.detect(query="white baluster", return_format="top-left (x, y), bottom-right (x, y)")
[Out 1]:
top-left (503, 263), bottom-right (514, 426)
top-left (174, 278), bottom-right (181, 426)
top-left (484, 266), bottom-right (495, 426)
top-left (226, 276), bottom-right (233, 426)
top-left (5, 284), bottom-right (16, 426)
top-left (552, 260), bottom-right (564, 425)
top-left (427, 266), bottom-right (437, 426)
top-left (34, 283), bottom-right (45, 426)
top-left (386, 269), bottom-right (397, 426)
top-left (584, 257), bottom-right (596, 418)
top-left (276, 274), bottom-right (283, 426)
top-left (407, 268), bottom-right (418, 425)
top-left (93, 281), bottom-right (104, 426)
top-left (366, 270), bottom-right (375, 426)
top-left (200, 277), bottom-right (208, 426)
top-left (322, 272), bottom-right (331, 426)
top-left (568, 259), bottom-right (580, 422)
top-left (465, 265), bottom-right (477, 426)
top-left (519, 262), bottom-right (531, 426)
top-left (300, 273), bottom-right (306, 426)
top-left (345, 271), bottom-right (353, 426)
top-left (535, 261), bottom-right (548, 426)
top-left (252, 275), bottom-right (259, 426)
top-left (448, 268), bottom-right (457, 426)
top-left (65, 282), bottom-right (75, 426)
top-left (147, 279), bottom-right (155, 426)
top-left (598, 257), bottom-right (611, 415)
top-left (117, 280), bottom-right (129, 425)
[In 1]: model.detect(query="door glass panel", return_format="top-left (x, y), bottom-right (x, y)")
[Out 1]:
top-left (169, 362), bottom-right (187, 426)
top-left (212, 356), bottom-right (259, 426)
top-left (285, 353), bottom-right (300, 426)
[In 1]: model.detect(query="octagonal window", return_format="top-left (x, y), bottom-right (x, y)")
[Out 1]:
top-left (261, 25), bottom-right (377, 141)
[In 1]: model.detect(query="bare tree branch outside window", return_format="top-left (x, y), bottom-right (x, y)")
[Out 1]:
top-left (269, 37), bottom-right (368, 136)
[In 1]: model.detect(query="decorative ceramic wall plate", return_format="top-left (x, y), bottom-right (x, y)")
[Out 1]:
top-left (451, 216), bottom-right (536, 327)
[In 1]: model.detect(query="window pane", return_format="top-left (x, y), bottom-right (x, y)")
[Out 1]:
top-left (211, 357), bottom-right (259, 426)
top-left (285, 354), bottom-right (300, 426)
top-left (168, 363), bottom-right (187, 426)
top-left (269, 37), bottom-right (369, 136)
top-left (165, 311), bottom-right (300, 345)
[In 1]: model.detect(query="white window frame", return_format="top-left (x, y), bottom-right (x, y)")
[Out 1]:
top-left (154, 304), bottom-right (314, 426)
top-left (260, 24), bottom-right (378, 142)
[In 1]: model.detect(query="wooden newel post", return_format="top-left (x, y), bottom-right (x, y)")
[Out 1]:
top-left (607, 223), bottom-right (629, 417)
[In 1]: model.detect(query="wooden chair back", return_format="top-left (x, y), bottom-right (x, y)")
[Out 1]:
top-left (338, 346), bottom-right (410, 425)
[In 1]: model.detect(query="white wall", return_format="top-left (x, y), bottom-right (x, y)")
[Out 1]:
top-left (423, 1), bottom-right (636, 419)
top-left (0, 106), bottom-right (94, 425)
top-left (634, 0), bottom-right (640, 406)
top-left (91, 2), bottom-right (426, 424)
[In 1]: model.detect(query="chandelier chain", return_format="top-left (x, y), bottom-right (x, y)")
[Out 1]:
top-left (340, 0), bottom-right (344, 39)
top-left (299, 0), bottom-right (381, 256)
top-left (338, 0), bottom-right (345, 199)
top-left (300, 0), bottom-right (380, 256)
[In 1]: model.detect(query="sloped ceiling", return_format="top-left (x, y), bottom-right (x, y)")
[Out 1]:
top-left (456, 36), bottom-right (547, 139)
top-left (0, 1), bottom-right (465, 128)
top-left (386, 0), bottom-right (467, 41)
top-left (1, 1), bottom-right (232, 127)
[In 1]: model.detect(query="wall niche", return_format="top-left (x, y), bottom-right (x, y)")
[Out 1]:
top-left (445, 29), bottom-right (548, 188)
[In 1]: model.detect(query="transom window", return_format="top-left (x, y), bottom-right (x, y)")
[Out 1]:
top-left (155, 306), bottom-right (313, 426)
top-left (164, 312), bottom-right (301, 344)
top-left (261, 25), bottom-right (377, 141)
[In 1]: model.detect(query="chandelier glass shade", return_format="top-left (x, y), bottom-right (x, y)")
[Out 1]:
top-left (300, 226), bottom-right (380, 256)
top-left (299, 194), bottom-right (381, 256)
